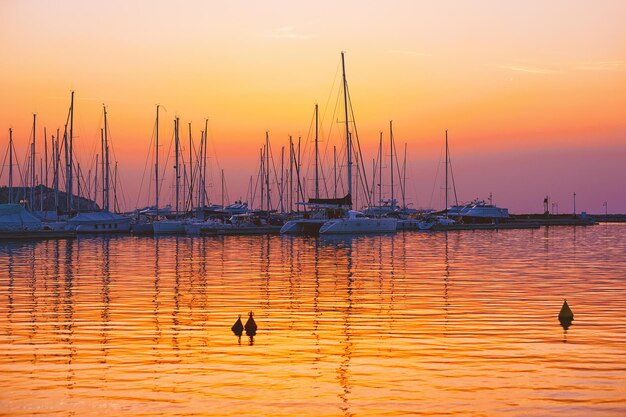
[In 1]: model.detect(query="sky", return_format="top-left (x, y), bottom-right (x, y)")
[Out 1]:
top-left (0, 0), bottom-right (625, 213)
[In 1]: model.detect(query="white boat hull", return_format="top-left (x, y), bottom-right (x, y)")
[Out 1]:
top-left (153, 220), bottom-right (185, 235)
top-left (280, 219), bottom-right (327, 234)
top-left (319, 218), bottom-right (397, 234)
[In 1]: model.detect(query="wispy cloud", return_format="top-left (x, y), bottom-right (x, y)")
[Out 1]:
top-left (264, 26), bottom-right (312, 40)
top-left (499, 65), bottom-right (561, 75)
top-left (577, 61), bottom-right (625, 71)
top-left (387, 49), bottom-right (427, 58)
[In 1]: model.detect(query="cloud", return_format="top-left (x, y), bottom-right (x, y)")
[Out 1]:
top-left (499, 65), bottom-right (561, 75)
top-left (264, 26), bottom-right (312, 40)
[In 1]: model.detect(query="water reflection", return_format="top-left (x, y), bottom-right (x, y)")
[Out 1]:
top-left (0, 228), bottom-right (625, 416)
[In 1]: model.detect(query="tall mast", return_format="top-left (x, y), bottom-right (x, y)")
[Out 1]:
top-left (445, 129), bottom-right (448, 217)
top-left (221, 169), bottom-right (225, 209)
top-left (280, 145), bottom-right (285, 213)
top-left (175, 117), bottom-right (180, 216)
top-left (54, 128), bottom-right (60, 211)
top-left (333, 145), bottom-right (337, 198)
top-left (103, 105), bottom-right (110, 211)
top-left (68, 91), bottom-right (74, 211)
top-left (379, 131), bottom-right (383, 205)
top-left (289, 136), bottom-right (293, 212)
top-left (101, 128), bottom-right (105, 209)
top-left (390, 120), bottom-right (394, 209)
top-left (155, 105), bottom-right (160, 216)
top-left (265, 131), bottom-right (271, 212)
top-left (44, 127), bottom-right (48, 190)
top-left (259, 147), bottom-right (264, 211)
top-left (31, 113), bottom-right (36, 210)
top-left (314, 103), bottom-right (319, 199)
top-left (188, 122), bottom-right (193, 212)
top-left (8, 128), bottom-right (13, 204)
top-left (341, 52), bottom-right (352, 202)
top-left (402, 143), bottom-right (407, 209)
top-left (94, 154), bottom-right (99, 210)
top-left (203, 119), bottom-right (208, 207)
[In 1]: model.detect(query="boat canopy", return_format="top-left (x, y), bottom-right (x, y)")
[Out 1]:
top-left (0, 204), bottom-right (43, 231)
top-left (306, 194), bottom-right (352, 207)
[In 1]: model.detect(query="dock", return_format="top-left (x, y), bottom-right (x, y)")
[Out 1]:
top-left (0, 230), bottom-right (77, 240)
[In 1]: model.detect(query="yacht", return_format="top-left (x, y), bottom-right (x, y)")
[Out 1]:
top-left (319, 210), bottom-right (397, 234)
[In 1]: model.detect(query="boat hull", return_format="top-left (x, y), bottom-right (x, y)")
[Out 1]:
top-left (319, 218), bottom-right (397, 234)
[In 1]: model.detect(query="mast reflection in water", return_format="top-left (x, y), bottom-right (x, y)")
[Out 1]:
top-left (1, 226), bottom-right (626, 416)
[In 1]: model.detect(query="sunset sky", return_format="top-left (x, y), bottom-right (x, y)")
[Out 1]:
top-left (1, 0), bottom-right (625, 213)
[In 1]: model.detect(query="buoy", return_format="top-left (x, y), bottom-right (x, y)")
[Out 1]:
top-left (231, 315), bottom-right (243, 336)
top-left (558, 299), bottom-right (574, 327)
top-left (245, 311), bottom-right (257, 336)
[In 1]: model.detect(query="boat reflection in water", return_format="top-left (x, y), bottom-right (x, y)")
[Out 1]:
top-left (1, 226), bottom-right (626, 415)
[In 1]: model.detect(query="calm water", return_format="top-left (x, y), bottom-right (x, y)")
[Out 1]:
top-left (1, 225), bottom-right (625, 416)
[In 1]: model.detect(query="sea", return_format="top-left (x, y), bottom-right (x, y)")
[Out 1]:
top-left (1, 225), bottom-right (625, 416)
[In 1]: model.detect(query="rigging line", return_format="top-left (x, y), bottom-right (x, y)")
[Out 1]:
top-left (345, 83), bottom-right (371, 206)
top-left (135, 114), bottom-right (157, 210)
top-left (447, 145), bottom-right (459, 206)
top-left (429, 142), bottom-right (444, 210)
top-left (104, 111), bottom-right (129, 211)
top-left (392, 138), bottom-right (406, 205)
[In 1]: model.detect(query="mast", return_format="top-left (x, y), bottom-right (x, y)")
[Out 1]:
top-left (44, 127), bottom-right (48, 191)
top-left (31, 113), bottom-right (36, 210)
top-left (54, 128), bottom-right (60, 211)
top-left (390, 120), bottom-right (394, 209)
top-left (155, 105), bottom-right (160, 216)
top-left (94, 154), bottom-right (99, 210)
top-left (379, 131), bottom-right (383, 205)
top-left (265, 131), bottom-right (271, 212)
top-left (289, 136), bottom-right (293, 212)
top-left (402, 143), bottom-right (407, 209)
top-left (221, 169), bottom-right (225, 209)
top-left (68, 91), bottom-right (74, 211)
top-left (333, 145), bottom-right (337, 198)
top-left (315, 103), bottom-right (319, 199)
top-left (101, 128), bottom-right (105, 209)
top-left (280, 145), bottom-right (284, 213)
top-left (175, 117), bottom-right (180, 216)
top-left (8, 128), bottom-right (13, 204)
top-left (203, 119), bottom-right (208, 208)
top-left (260, 147), bottom-right (264, 211)
top-left (341, 52), bottom-right (352, 202)
top-left (188, 122), bottom-right (193, 212)
top-left (445, 129), bottom-right (448, 217)
top-left (103, 105), bottom-right (110, 211)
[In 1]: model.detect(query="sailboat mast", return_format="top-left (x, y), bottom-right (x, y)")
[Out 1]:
top-left (341, 52), bottom-right (352, 202)
top-left (68, 91), bottom-right (74, 211)
top-left (188, 122), bottom-right (193, 212)
top-left (260, 147), bottom-right (264, 211)
top-left (265, 131), bottom-right (271, 211)
top-left (155, 105), bottom-right (160, 216)
top-left (175, 117), bottom-right (180, 215)
top-left (31, 113), bottom-right (36, 210)
top-left (390, 120), bottom-right (394, 209)
top-left (203, 119), bottom-right (208, 208)
top-left (402, 143), bottom-right (407, 209)
top-left (379, 131), bottom-right (383, 205)
top-left (8, 128), bottom-right (13, 204)
top-left (445, 129), bottom-right (448, 217)
top-left (104, 105), bottom-right (110, 211)
top-left (101, 128), bottom-right (105, 209)
top-left (315, 103), bottom-right (319, 199)
top-left (289, 135), bottom-right (293, 212)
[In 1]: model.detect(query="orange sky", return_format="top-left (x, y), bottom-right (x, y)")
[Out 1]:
top-left (1, 0), bottom-right (625, 213)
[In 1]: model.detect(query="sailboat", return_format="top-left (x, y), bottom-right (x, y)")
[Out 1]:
top-left (153, 117), bottom-right (186, 234)
top-left (318, 53), bottom-right (397, 235)
top-left (65, 103), bottom-right (131, 233)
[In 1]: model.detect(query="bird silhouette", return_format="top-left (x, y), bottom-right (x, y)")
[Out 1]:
top-left (245, 311), bottom-right (257, 337)
top-left (231, 315), bottom-right (243, 336)
top-left (558, 299), bottom-right (574, 331)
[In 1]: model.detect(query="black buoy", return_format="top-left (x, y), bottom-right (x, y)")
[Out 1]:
top-left (558, 299), bottom-right (574, 330)
top-left (244, 311), bottom-right (257, 337)
top-left (231, 315), bottom-right (243, 336)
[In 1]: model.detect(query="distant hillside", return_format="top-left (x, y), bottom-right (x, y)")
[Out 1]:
top-left (0, 186), bottom-right (100, 212)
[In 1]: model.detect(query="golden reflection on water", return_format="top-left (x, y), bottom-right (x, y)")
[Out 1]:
top-left (1, 225), bottom-right (626, 416)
